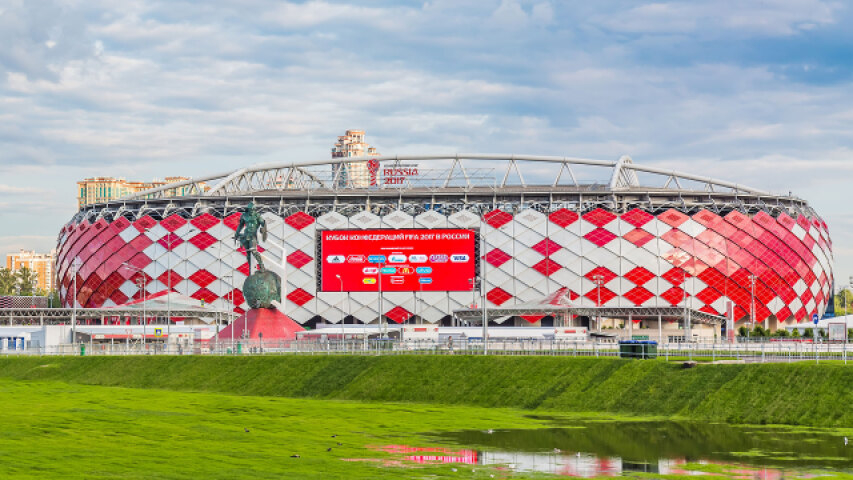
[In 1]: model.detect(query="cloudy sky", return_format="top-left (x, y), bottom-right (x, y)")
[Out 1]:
top-left (1, 0), bottom-right (852, 283)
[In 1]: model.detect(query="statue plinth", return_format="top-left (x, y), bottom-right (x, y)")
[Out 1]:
top-left (243, 270), bottom-right (282, 309)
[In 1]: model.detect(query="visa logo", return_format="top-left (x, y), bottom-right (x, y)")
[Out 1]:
top-left (450, 254), bottom-right (469, 263)
top-left (408, 254), bottom-right (427, 263)
top-left (429, 254), bottom-right (448, 263)
top-left (326, 255), bottom-right (346, 264)
top-left (367, 255), bottom-right (386, 264)
top-left (388, 254), bottom-right (407, 263)
top-left (416, 267), bottom-right (432, 274)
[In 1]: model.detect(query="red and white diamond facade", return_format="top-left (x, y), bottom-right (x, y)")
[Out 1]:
top-left (57, 154), bottom-right (833, 328)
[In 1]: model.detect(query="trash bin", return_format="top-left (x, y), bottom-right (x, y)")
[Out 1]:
top-left (619, 340), bottom-right (657, 359)
top-left (618, 340), bottom-right (637, 358)
top-left (80, 343), bottom-right (86, 357)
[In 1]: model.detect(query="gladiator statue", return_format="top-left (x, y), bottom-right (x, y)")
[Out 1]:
top-left (233, 202), bottom-right (267, 273)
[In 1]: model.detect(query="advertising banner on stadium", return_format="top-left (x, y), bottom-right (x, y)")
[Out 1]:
top-left (319, 229), bottom-right (477, 292)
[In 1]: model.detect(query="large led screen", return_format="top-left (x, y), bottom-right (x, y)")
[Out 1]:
top-left (319, 229), bottom-right (477, 292)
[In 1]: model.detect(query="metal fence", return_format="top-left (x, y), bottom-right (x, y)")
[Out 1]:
top-left (2, 339), bottom-right (850, 364)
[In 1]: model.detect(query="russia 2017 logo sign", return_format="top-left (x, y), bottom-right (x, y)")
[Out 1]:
top-left (367, 158), bottom-right (380, 187)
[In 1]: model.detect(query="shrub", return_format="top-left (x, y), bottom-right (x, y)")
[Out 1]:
top-left (804, 328), bottom-right (814, 338)
top-left (738, 326), bottom-right (749, 337)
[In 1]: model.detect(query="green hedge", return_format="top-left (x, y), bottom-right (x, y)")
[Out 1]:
top-left (1, 356), bottom-right (850, 427)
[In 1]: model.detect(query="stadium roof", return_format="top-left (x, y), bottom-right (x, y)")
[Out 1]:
top-left (123, 154), bottom-right (781, 200)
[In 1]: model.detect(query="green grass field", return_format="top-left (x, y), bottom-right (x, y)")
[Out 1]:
top-left (0, 378), bottom-right (557, 479)
top-left (2, 356), bottom-right (853, 479)
top-left (1, 355), bottom-right (851, 427)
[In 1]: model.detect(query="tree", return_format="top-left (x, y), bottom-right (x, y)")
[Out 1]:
top-left (15, 267), bottom-right (38, 296)
top-left (791, 329), bottom-right (801, 338)
top-left (803, 328), bottom-right (814, 339)
top-left (752, 325), bottom-right (766, 337)
top-left (48, 290), bottom-right (61, 308)
top-left (738, 325), bottom-right (749, 337)
top-left (0, 268), bottom-right (15, 295)
top-left (774, 328), bottom-right (789, 338)
top-left (835, 289), bottom-right (853, 316)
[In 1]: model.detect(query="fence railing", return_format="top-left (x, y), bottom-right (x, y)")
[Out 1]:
top-left (2, 339), bottom-right (850, 364)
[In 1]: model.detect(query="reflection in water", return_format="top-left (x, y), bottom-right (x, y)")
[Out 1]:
top-left (405, 420), bottom-right (853, 477)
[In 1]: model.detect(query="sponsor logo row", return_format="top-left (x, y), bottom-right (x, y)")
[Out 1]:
top-left (327, 254), bottom-right (469, 264)
top-left (361, 266), bottom-right (433, 275)
top-left (363, 277), bottom-right (433, 285)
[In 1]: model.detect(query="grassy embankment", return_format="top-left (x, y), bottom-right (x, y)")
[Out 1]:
top-left (1, 355), bottom-right (851, 427)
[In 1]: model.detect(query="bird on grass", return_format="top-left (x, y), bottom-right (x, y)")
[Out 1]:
top-left (337, 442), bottom-right (342, 446)
top-left (331, 434), bottom-right (338, 438)
top-left (326, 448), bottom-right (332, 452)
top-left (845, 436), bottom-right (849, 446)
top-left (244, 428), bottom-right (250, 433)
top-left (290, 455), bottom-right (300, 458)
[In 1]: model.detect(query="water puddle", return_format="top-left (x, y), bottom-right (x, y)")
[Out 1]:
top-left (348, 420), bottom-right (853, 477)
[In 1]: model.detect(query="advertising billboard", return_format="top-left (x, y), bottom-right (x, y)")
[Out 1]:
top-left (319, 229), bottom-right (477, 292)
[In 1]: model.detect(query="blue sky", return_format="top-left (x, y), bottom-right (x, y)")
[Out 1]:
top-left (1, 0), bottom-right (852, 285)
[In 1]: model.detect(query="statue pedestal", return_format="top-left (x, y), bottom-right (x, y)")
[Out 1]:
top-left (217, 308), bottom-right (304, 341)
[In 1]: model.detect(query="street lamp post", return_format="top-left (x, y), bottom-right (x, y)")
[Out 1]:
top-left (749, 274), bottom-right (756, 343)
top-left (592, 274), bottom-right (604, 332)
top-left (71, 258), bottom-right (82, 345)
top-left (336, 274), bottom-right (344, 346)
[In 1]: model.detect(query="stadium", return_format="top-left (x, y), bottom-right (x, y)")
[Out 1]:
top-left (56, 154), bottom-right (833, 335)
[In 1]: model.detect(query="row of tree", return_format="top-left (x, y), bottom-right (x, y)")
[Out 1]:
top-left (737, 325), bottom-right (853, 340)
top-left (0, 266), bottom-right (43, 296)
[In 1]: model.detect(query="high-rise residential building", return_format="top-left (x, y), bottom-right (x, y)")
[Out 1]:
top-left (331, 129), bottom-right (380, 187)
top-left (6, 249), bottom-right (57, 292)
top-left (77, 176), bottom-right (203, 208)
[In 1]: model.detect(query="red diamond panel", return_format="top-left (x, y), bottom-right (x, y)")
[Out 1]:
top-left (158, 270), bottom-right (183, 289)
top-left (223, 212), bottom-right (242, 231)
top-left (485, 248), bottom-right (511, 267)
top-left (624, 266), bottom-right (655, 286)
top-left (624, 228), bottom-right (655, 247)
top-left (189, 269), bottom-right (217, 288)
top-left (158, 233), bottom-right (184, 250)
top-left (582, 208), bottom-right (616, 227)
top-left (285, 211), bottom-right (315, 230)
top-left (287, 250), bottom-right (313, 269)
top-left (189, 232), bottom-right (217, 251)
top-left (225, 288), bottom-right (245, 306)
top-left (661, 286), bottom-right (687, 306)
top-left (109, 290), bottom-right (129, 306)
top-left (584, 228), bottom-right (616, 247)
top-left (662, 267), bottom-right (690, 286)
top-left (532, 258), bottom-right (562, 276)
top-left (287, 288), bottom-right (314, 307)
top-left (190, 213), bottom-right (220, 231)
top-left (385, 306), bottom-right (412, 324)
top-left (621, 209), bottom-right (654, 228)
top-left (549, 208), bottom-right (579, 228)
top-left (658, 209), bottom-right (689, 227)
top-left (484, 209), bottom-right (513, 228)
top-left (695, 287), bottom-right (722, 305)
top-left (624, 286), bottom-right (653, 306)
top-left (661, 228), bottom-right (691, 248)
top-left (133, 215), bottom-right (157, 233)
top-left (237, 263), bottom-right (251, 276)
top-left (161, 214), bottom-right (187, 233)
top-left (584, 286), bottom-right (616, 305)
top-left (487, 287), bottom-right (512, 306)
top-left (585, 266), bottom-right (617, 284)
top-left (191, 288), bottom-right (218, 304)
top-left (532, 238), bottom-right (561, 256)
